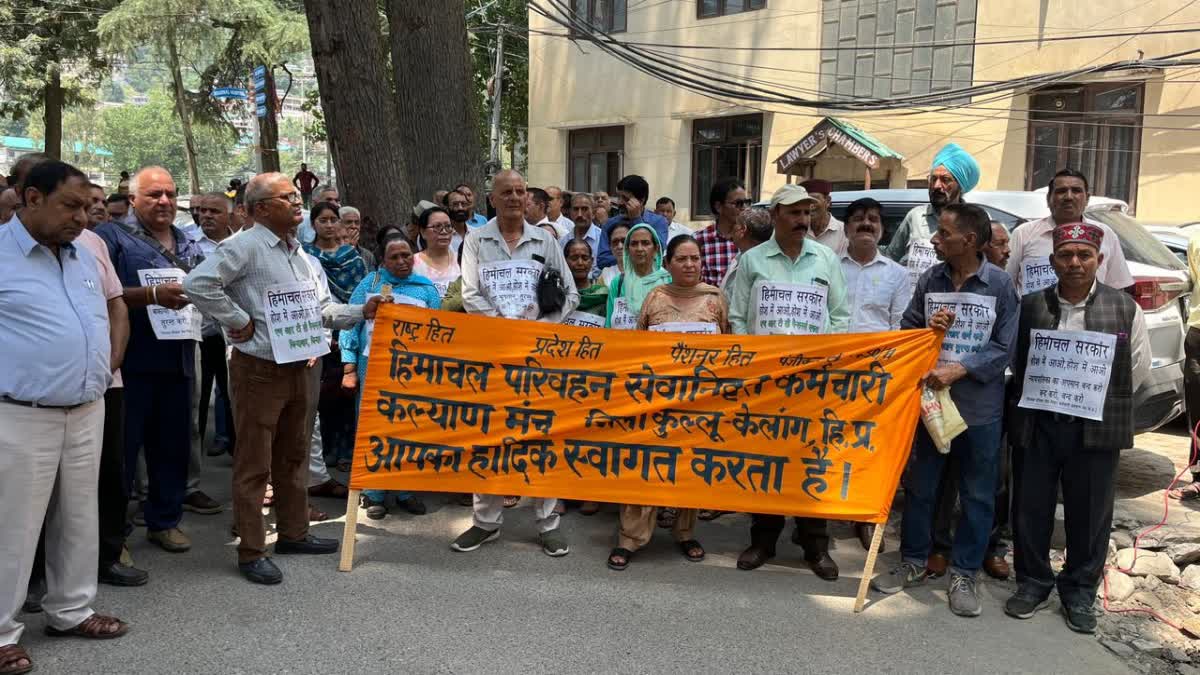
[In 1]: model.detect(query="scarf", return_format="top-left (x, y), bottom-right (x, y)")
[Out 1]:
top-left (576, 281), bottom-right (609, 315)
top-left (606, 222), bottom-right (671, 324)
top-left (303, 242), bottom-right (367, 303)
top-left (371, 266), bottom-right (437, 299)
top-left (659, 281), bottom-right (723, 300)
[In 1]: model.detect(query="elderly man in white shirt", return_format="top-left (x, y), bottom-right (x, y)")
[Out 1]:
top-left (802, 179), bottom-right (847, 257)
top-left (1007, 169), bottom-right (1133, 296)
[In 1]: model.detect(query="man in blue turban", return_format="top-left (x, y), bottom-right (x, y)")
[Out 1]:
top-left (884, 143), bottom-right (980, 265)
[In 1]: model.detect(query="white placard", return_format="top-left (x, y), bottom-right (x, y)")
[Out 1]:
top-left (609, 297), bottom-right (637, 330)
top-left (752, 281), bottom-right (828, 335)
top-left (138, 268), bottom-right (201, 341)
top-left (907, 240), bottom-right (938, 286)
top-left (362, 293), bottom-right (426, 357)
top-left (479, 259), bottom-right (542, 320)
top-left (648, 322), bottom-right (719, 334)
top-left (563, 311), bottom-right (605, 328)
top-left (925, 292), bottom-right (997, 366)
top-left (1020, 257), bottom-right (1058, 296)
top-left (1018, 329), bottom-right (1116, 421)
top-left (263, 280), bottom-right (330, 363)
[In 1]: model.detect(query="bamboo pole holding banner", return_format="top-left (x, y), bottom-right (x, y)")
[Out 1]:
top-left (338, 488), bottom-right (361, 572)
top-left (853, 521), bottom-right (887, 612)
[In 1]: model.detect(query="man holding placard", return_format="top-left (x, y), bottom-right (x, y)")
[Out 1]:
top-left (96, 166), bottom-right (206, 555)
top-left (873, 203), bottom-right (1019, 618)
top-left (1006, 170), bottom-right (1132, 297)
top-left (184, 173), bottom-right (384, 585)
top-left (728, 183), bottom-right (848, 580)
top-left (1004, 222), bottom-right (1149, 634)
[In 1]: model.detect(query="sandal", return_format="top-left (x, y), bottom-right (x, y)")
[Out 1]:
top-left (308, 506), bottom-right (329, 522)
top-left (0, 644), bottom-right (32, 675)
top-left (1168, 481), bottom-right (1200, 501)
top-left (307, 479), bottom-right (349, 499)
top-left (503, 496), bottom-right (520, 508)
top-left (657, 507), bottom-right (677, 529)
top-left (698, 509), bottom-right (730, 521)
top-left (262, 484), bottom-right (274, 507)
top-left (45, 613), bottom-right (129, 640)
top-left (678, 539), bottom-right (706, 562)
top-left (607, 547), bottom-right (634, 571)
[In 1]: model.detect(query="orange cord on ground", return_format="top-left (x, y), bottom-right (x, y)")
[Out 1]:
top-left (1098, 418), bottom-right (1199, 633)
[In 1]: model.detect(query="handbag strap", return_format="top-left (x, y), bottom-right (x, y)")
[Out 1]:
top-left (130, 227), bottom-right (193, 273)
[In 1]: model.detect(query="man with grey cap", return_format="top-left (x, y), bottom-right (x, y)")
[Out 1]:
top-left (727, 183), bottom-right (848, 580)
top-left (885, 143), bottom-right (980, 273)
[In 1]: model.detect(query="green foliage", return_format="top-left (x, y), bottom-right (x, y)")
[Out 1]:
top-left (0, 1), bottom-right (118, 120)
top-left (468, 0), bottom-right (528, 171)
top-left (100, 91), bottom-right (241, 190)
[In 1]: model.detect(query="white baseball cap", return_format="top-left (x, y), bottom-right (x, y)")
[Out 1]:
top-left (768, 183), bottom-right (817, 208)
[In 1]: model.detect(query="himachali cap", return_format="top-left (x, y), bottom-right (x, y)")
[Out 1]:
top-left (769, 183), bottom-right (817, 208)
top-left (800, 178), bottom-right (832, 196)
top-left (411, 199), bottom-right (438, 219)
top-left (1053, 222), bottom-right (1103, 250)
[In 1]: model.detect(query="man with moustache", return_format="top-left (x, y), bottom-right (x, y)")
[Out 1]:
top-left (1004, 222), bottom-right (1148, 634)
top-left (873, 203), bottom-right (1019, 618)
top-left (192, 193), bottom-right (237, 460)
top-left (985, 222), bottom-right (1010, 268)
top-left (454, 182), bottom-right (488, 228)
top-left (558, 192), bottom-right (602, 279)
top-left (802, 178), bottom-right (847, 256)
top-left (728, 184), bottom-right (849, 580)
top-left (545, 186), bottom-right (574, 235)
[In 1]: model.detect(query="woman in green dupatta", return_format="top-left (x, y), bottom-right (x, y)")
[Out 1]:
top-left (605, 222), bottom-right (671, 328)
top-left (564, 238), bottom-right (607, 317)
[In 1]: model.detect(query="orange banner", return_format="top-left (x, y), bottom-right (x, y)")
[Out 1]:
top-left (350, 305), bottom-right (941, 523)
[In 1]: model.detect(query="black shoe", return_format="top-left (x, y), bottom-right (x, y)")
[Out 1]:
top-left (806, 553), bottom-right (839, 581)
top-left (855, 522), bottom-right (884, 552)
top-left (238, 557), bottom-right (283, 585)
top-left (396, 495), bottom-right (427, 515)
top-left (274, 534), bottom-right (339, 555)
top-left (98, 562), bottom-right (149, 587)
top-left (737, 546), bottom-right (775, 571)
top-left (1004, 590), bottom-right (1051, 619)
top-left (1061, 603), bottom-right (1097, 634)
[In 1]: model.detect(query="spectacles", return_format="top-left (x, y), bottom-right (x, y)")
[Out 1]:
top-left (426, 224), bottom-right (455, 233)
top-left (728, 199), bottom-right (753, 208)
top-left (267, 192), bottom-right (303, 205)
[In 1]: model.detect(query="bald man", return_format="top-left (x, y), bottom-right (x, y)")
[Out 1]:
top-left (96, 166), bottom-right (210, 556)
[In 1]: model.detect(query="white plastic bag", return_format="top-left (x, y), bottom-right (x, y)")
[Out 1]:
top-left (920, 385), bottom-right (967, 453)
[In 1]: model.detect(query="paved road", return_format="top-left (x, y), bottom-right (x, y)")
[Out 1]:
top-left (21, 458), bottom-right (1132, 674)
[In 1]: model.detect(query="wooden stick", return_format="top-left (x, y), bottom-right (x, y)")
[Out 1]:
top-left (338, 488), bottom-right (361, 572)
top-left (854, 521), bottom-right (887, 613)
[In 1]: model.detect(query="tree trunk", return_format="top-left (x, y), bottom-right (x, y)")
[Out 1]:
top-left (258, 66), bottom-right (281, 173)
top-left (166, 26), bottom-right (201, 194)
top-left (43, 70), bottom-right (64, 160)
top-left (386, 0), bottom-right (484, 201)
top-left (305, 0), bottom-right (411, 231)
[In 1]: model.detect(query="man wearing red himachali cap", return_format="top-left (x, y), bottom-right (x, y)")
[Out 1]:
top-left (1004, 221), bottom-right (1149, 634)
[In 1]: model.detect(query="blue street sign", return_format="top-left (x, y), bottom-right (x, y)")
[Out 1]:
top-left (213, 87), bottom-right (247, 100)
top-left (252, 76), bottom-right (266, 89)
top-left (256, 105), bottom-right (268, 118)
top-left (253, 65), bottom-right (267, 78)
top-left (255, 92), bottom-right (267, 105)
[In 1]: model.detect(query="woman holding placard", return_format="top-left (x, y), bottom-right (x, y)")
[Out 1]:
top-left (604, 223), bottom-right (670, 329)
top-left (605, 235), bottom-right (722, 571)
top-left (340, 235), bottom-right (441, 520)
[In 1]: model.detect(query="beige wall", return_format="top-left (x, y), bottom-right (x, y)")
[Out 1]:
top-left (528, 1), bottom-right (1200, 223)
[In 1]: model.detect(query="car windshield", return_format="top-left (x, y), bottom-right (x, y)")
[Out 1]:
top-left (1087, 210), bottom-right (1186, 271)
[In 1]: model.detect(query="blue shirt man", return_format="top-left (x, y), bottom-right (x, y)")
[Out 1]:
top-left (0, 216), bottom-right (111, 406)
top-left (595, 175), bottom-right (670, 269)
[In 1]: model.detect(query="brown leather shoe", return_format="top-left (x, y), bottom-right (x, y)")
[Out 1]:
top-left (983, 554), bottom-right (1010, 579)
top-left (926, 552), bottom-right (949, 577)
top-left (807, 553), bottom-right (839, 581)
top-left (736, 545), bottom-right (775, 571)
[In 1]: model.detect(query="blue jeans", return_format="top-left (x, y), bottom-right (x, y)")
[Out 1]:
top-left (362, 489), bottom-right (411, 502)
top-left (901, 420), bottom-right (1002, 576)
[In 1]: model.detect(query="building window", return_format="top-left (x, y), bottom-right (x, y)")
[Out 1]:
top-left (1026, 83), bottom-right (1143, 207)
top-left (570, 0), bottom-right (626, 33)
top-left (698, 0), bottom-right (766, 19)
top-left (568, 126), bottom-right (625, 195)
top-left (692, 113), bottom-right (763, 219)
top-left (819, 0), bottom-right (977, 99)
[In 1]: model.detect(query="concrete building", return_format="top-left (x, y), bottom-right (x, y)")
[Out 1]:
top-left (527, 1), bottom-right (1200, 223)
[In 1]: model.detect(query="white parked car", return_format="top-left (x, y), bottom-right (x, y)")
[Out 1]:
top-left (830, 189), bottom-right (1189, 431)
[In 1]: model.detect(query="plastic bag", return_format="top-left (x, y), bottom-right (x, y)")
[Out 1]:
top-left (920, 385), bottom-right (967, 453)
